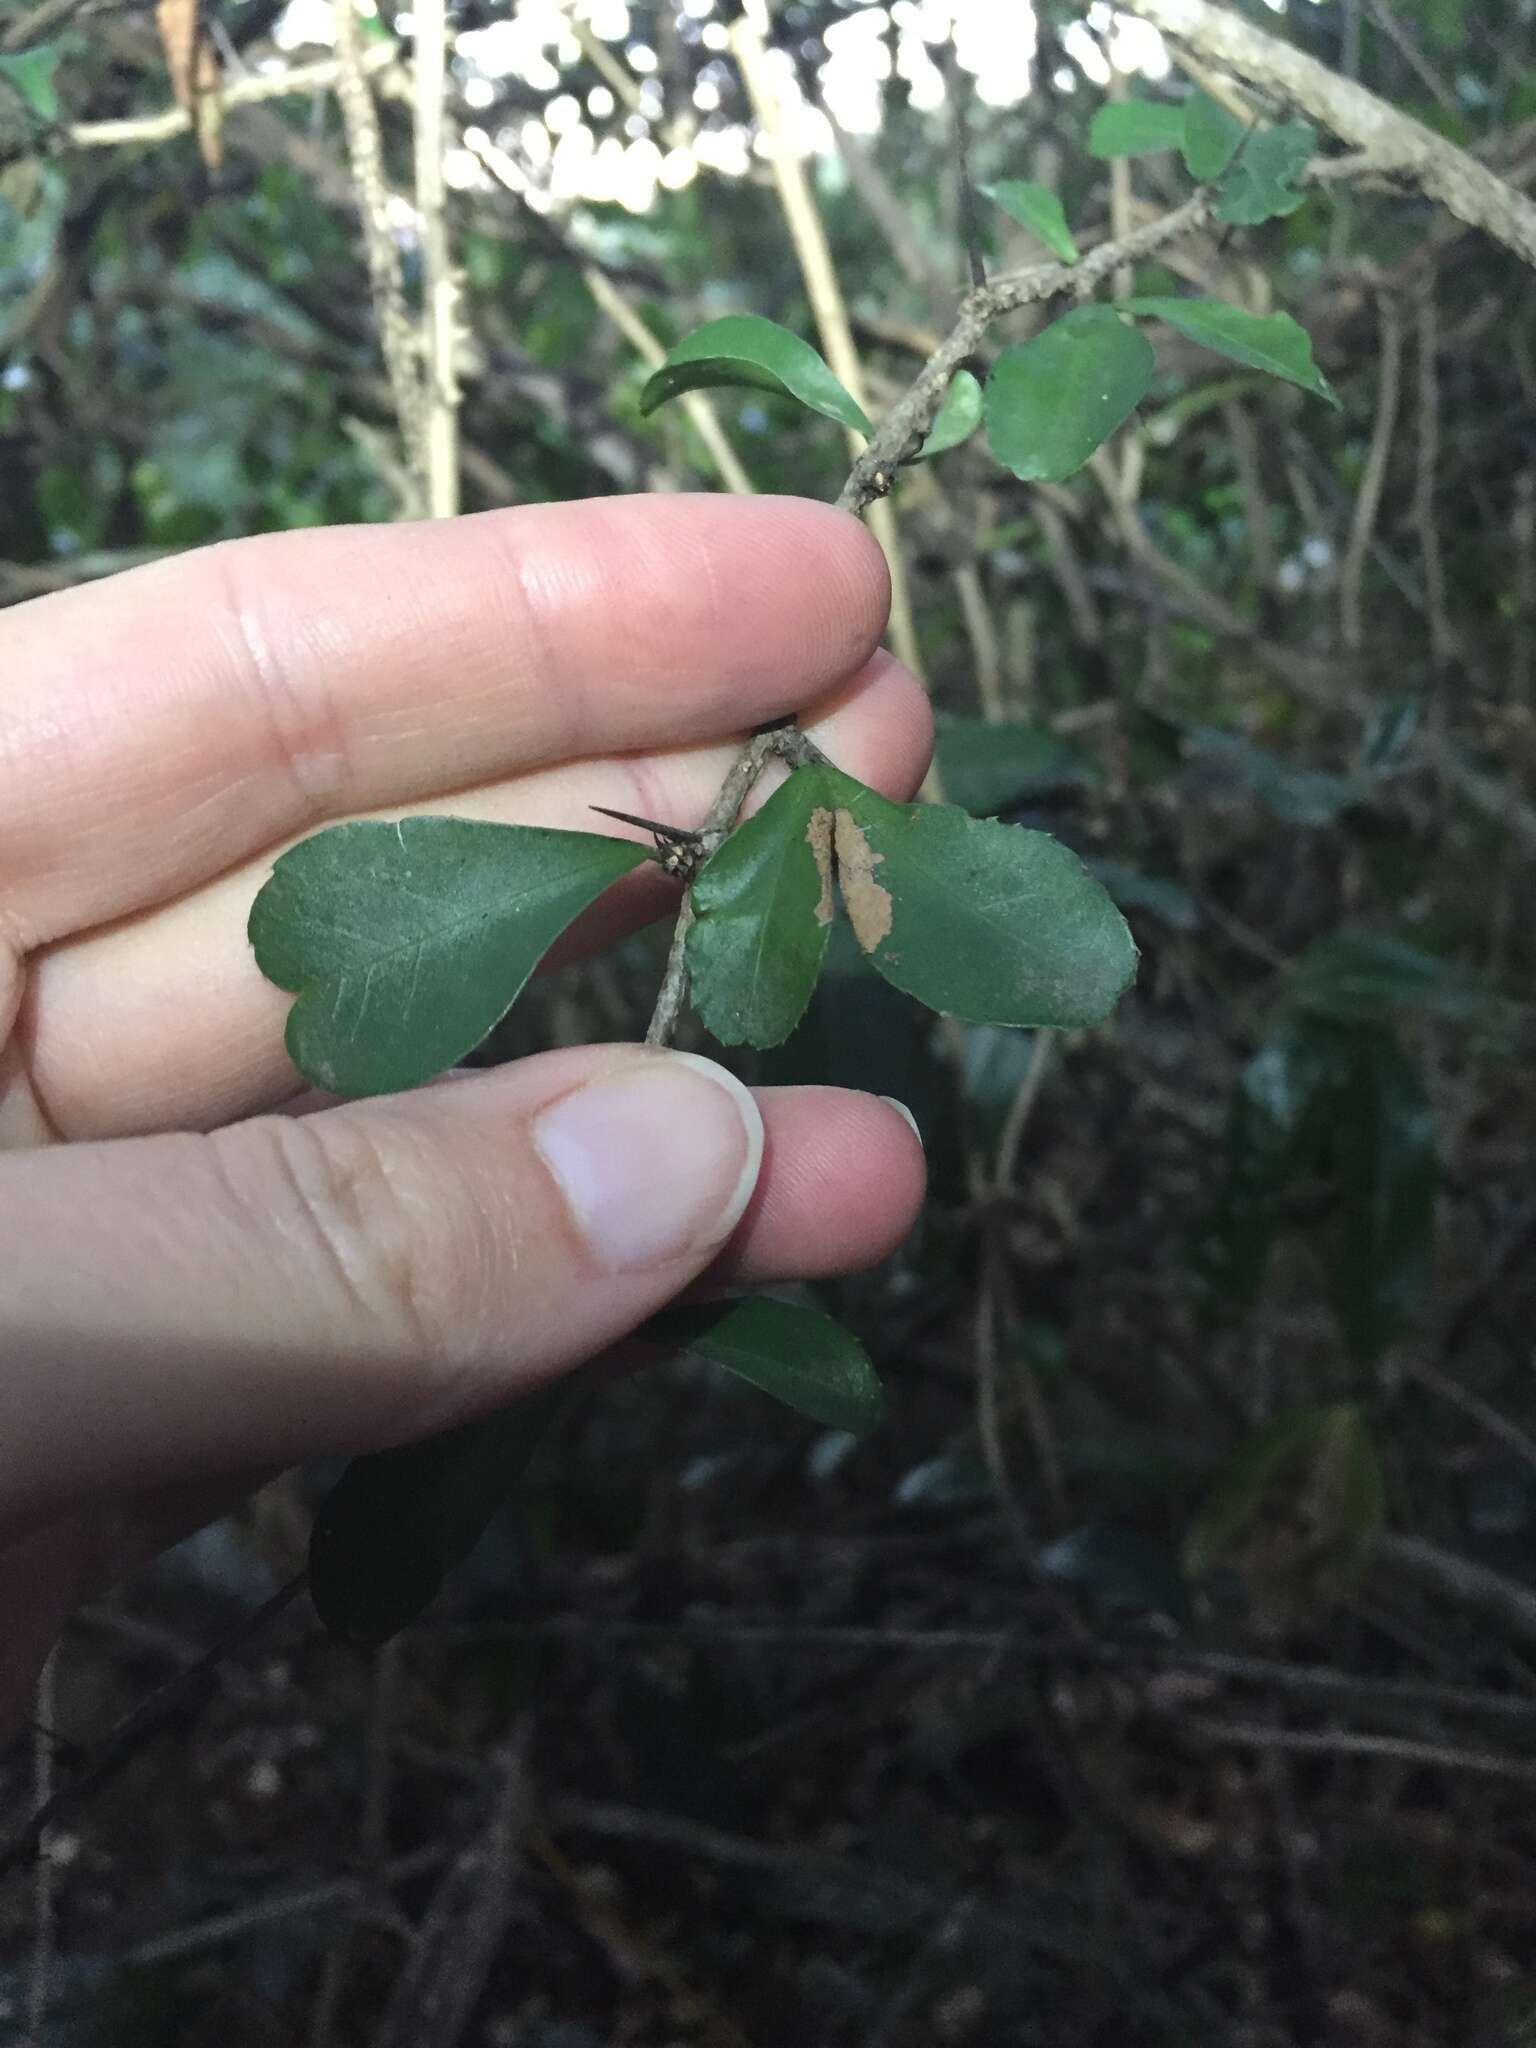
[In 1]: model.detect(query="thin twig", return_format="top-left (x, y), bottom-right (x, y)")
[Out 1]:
top-left (952, 563), bottom-right (1004, 721)
top-left (1340, 292), bottom-right (1404, 652)
top-left (729, 13), bottom-right (931, 733)
top-left (1402, 1357), bottom-right (1536, 1480)
top-left (333, 3), bottom-right (424, 511)
top-left (1184, 1716), bottom-right (1536, 1781)
top-left (26, 1650), bottom-right (58, 2048)
top-left (457, 1614), bottom-right (1536, 1722)
top-left (0, 1573), bottom-right (308, 1878)
top-left (122, 1849), bottom-right (445, 1968)
top-left (1411, 288), bottom-right (1451, 668)
top-left (65, 40), bottom-right (397, 148)
top-left (838, 194), bottom-right (1214, 515)
top-left (994, 1029), bottom-right (1055, 1195)
top-left (412, 0), bottom-right (459, 518)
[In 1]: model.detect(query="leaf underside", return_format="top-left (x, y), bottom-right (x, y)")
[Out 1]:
top-left (308, 1379), bottom-right (572, 1642)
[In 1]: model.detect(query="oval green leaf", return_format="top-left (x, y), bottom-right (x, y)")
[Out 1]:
top-left (1181, 90), bottom-right (1245, 181)
top-left (1087, 99), bottom-right (1186, 158)
top-left (985, 306), bottom-right (1154, 483)
top-left (639, 314), bottom-right (872, 436)
top-left (987, 180), bottom-right (1078, 262)
top-left (644, 1296), bottom-right (885, 1436)
top-left (249, 817), bottom-right (650, 1096)
top-left (309, 1381), bottom-right (573, 1641)
top-left (815, 766), bottom-right (1138, 1029)
top-left (917, 368), bottom-right (983, 458)
top-left (1125, 296), bottom-right (1337, 405)
top-left (686, 767), bottom-right (833, 1047)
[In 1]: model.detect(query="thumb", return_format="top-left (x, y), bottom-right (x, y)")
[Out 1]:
top-left (0, 1046), bottom-right (763, 1535)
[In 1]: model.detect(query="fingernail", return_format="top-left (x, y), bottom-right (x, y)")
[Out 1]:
top-left (880, 1095), bottom-right (924, 1146)
top-left (534, 1052), bottom-right (764, 1271)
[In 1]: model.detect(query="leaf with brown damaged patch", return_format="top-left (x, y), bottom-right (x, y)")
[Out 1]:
top-left (687, 768), bottom-right (833, 1047)
top-left (817, 767), bottom-right (1138, 1029)
top-left (833, 808), bottom-right (893, 951)
top-left (807, 805), bottom-right (836, 927)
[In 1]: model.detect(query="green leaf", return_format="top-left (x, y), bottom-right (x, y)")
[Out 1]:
top-left (1193, 1017), bottom-right (1355, 1313)
top-left (1185, 1403), bottom-right (1383, 1596)
top-left (1087, 99), bottom-right (1187, 158)
top-left (1195, 1019), bottom-right (1435, 1361)
top-left (249, 817), bottom-right (649, 1096)
top-left (985, 307), bottom-right (1154, 483)
top-left (986, 180), bottom-right (1078, 262)
top-left (644, 1296), bottom-right (885, 1436)
top-left (1316, 1029), bottom-right (1435, 1361)
top-left (814, 765), bottom-right (1138, 1029)
top-left (687, 767), bottom-right (832, 1048)
top-left (0, 45), bottom-right (60, 122)
top-left (1125, 296), bottom-right (1337, 405)
top-left (309, 1381), bottom-right (573, 1641)
top-left (935, 715), bottom-right (1098, 815)
top-left (917, 369), bottom-right (983, 458)
top-left (1181, 90), bottom-right (1245, 180)
top-left (1288, 932), bottom-right (1498, 1027)
top-left (638, 314), bottom-right (872, 436)
top-left (1211, 121), bottom-right (1316, 225)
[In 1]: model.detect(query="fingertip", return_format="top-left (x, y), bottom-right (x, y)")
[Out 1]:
top-left (718, 1084), bottom-right (928, 1283)
top-left (801, 647), bottom-right (936, 805)
top-left (737, 495), bottom-right (894, 683)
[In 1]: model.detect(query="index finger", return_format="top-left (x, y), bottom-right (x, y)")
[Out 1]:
top-left (0, 496), bottom-right (890, 949)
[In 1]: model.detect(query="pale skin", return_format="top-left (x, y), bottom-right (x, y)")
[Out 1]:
top-left (0, 495), bottom-right (931, 1728)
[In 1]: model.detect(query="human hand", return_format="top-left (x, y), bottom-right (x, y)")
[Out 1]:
top-left (0, 495), bottom-right (930, 1723)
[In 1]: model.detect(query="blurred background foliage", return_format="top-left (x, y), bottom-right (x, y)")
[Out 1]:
top-left (4, 0), bottom-right (1536, 2041)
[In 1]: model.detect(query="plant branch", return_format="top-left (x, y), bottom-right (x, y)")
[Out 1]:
top-left (1123, 0), bottom-right (1536, 266)
top-left (66, 40), bottom-right (397, 149)
top-left (643, 192), bottom-right (1217, 1045)
top-left (644, 729), bottom-right (782, 1045)
top-left (838, 193), bottom-right (1213, 515)
top-left (1340, 291), bottom-right (1403, 652)
top-left (412, 0), bottom-right (459, 518)
top-left (729, 12), bottom-right (929, 708)
top-left (333, 5), bottom-right (424, 514)
top-left (0, 1573), bottom-right (308, 1879)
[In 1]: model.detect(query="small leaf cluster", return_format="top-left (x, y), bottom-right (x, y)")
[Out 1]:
top-left (1089, 89), bottom-right (1317, 228)
top-left (640, 146), bottom-right (1332, 493)
top-left (249, 761), bottom-right (1133, 1636)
